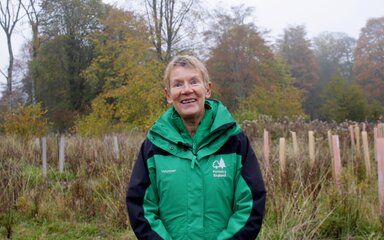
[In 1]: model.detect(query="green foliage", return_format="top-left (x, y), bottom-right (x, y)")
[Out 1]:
top-left (1, 103), bottom-right (49, 138)
top-left (22, 165), bottom-right (76, 188)
top-left (366, 100), bottom-right (384, 121)
top-left (235, 84), bottom-right (305, 122)
top-left (40, 0), bottom-right (106, 39)
top-left (321, 73), bottom-right (368, 122)
top-left (29, 0), bottom-right (107, 132)
top-left (235, 58), bottom-right (305, 122)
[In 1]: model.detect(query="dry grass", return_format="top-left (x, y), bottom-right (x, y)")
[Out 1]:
top-left (1, 121), bottom-right (383, 239)
top-left (0, 131), bottom-right (145, 239)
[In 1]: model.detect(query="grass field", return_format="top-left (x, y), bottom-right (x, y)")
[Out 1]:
top-left (1, 120), bottom-right (384, 239)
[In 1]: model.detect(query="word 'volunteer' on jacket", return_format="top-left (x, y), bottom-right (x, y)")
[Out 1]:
top-left (126, 99), bottom-right (266, 240)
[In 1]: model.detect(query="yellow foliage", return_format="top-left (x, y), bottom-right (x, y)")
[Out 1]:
top-left (75, 59), bottom-right (167, 136)
top-left (2, 103), bottom-right (49, 138)
top-left (75, 7), bottom-right (167, 136)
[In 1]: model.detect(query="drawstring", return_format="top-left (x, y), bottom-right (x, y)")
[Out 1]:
top-left (191, 155), bottom-right (197, 169)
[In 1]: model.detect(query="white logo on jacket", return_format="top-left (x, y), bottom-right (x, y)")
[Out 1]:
top-left (213, 158), bottom-right (226, 169)
top-left (212, 158), bottom-right (226, 177)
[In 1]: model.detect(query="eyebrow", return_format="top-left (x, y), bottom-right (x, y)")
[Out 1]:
top-left (171, 74), bottom-right (202, 81)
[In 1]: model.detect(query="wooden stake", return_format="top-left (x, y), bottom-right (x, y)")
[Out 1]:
top-left (332, 135), bottom-right (342, 191)
top-left (362, 131), bottom-right (371, 177)
top-left (376, 138), bottom-right (384, 218)
top-left (309, 131), bottom-right (315, 167)
top-left (263, 129), bottom-right (270, 170)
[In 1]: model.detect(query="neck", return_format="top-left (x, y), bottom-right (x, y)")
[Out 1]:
top-left (182, 111), bottom-right (205, 138)
top-left (183, 119), bottom-right (199, 138)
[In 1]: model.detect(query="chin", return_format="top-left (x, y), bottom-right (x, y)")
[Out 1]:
top-left (180, 111), bottom-right (202, 120)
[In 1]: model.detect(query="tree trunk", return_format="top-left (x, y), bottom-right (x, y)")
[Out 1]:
top-left (6, 33), bottom-right (14, 109)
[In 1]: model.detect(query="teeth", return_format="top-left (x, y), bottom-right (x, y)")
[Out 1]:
top-left (181, 99), bottom-right (196, 103)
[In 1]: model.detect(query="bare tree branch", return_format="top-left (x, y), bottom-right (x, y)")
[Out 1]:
top-left (0, 69), bottom-right (7, 79)
top-left (143, 0), bottom-right (199, 61)
top-left (0, 0), bottom-right (23, 109)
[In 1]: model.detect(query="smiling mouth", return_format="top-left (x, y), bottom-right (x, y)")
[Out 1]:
top-left (181, 99), bottom-right (197, 104)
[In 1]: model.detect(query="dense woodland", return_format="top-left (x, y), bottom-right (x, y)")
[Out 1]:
top-left (1, 0), bottom-right (384, 135)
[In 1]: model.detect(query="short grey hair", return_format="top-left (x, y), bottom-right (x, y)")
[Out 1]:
top-left (163, 55), bottom-right (210, 90)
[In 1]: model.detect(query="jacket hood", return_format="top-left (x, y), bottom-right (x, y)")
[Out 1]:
top-left (148, 99), bottom-right (241, 160)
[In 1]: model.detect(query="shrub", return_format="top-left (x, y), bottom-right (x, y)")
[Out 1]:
top-left (2, 103), bottom-right (49, 138)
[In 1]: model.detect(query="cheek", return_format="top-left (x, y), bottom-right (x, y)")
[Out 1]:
top-left (166, 90), bottom-right (178, 103)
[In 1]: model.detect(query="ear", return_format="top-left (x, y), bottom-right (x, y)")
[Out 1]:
top-left (165, 88), bottom-right (173, 104)
top-left (205, 82), bottom-right (212, 98)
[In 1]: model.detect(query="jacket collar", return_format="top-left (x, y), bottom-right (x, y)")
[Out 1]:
top-left (148, 99), bottom-right (240, 159)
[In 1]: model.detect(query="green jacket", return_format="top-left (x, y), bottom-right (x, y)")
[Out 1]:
top-left (126, 99), bottom-right (266, 240)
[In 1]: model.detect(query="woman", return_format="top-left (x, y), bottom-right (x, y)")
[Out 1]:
top-left (126, 55), bottom-right (266, 240)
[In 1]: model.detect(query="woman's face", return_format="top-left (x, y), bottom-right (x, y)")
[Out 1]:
top-left (166, 66), bottom-right (211, 122)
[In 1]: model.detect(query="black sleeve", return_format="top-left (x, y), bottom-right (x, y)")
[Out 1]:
top-left (234, 133), bottom-right (267, 239)
top-left (126, 139), bottom-right (163, 240)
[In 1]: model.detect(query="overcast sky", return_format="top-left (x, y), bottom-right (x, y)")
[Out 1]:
top-left (207, 0), bottom-right (383, 38)
top-left (1, 0), bottom-right (383, 86)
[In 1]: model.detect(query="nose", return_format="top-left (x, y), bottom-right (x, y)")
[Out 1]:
top-left (181, 83), bottom-right (193, 94)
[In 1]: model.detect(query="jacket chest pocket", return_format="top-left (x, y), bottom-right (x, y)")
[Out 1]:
top-left (153, 155), bottom-right (188, 205)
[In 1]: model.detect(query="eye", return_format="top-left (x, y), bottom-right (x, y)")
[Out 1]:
top-left (173, 82), bottom-right (183, 88)
top-left (190, 78), bottom-right (199, 85)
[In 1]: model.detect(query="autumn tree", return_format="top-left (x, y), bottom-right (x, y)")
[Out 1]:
top-left (276, 25), bottom-right (319, 92)
top-left (0, 0), bottom-right (23, 109)
top-left (81, 7), bottom-right (151, 98)
top-left (354, 16), bottom-right (384, 105)
top-left (75, 7), bottom-right (166, 135)
top-left (142, 0), bottom-right (201, 62)
top-left (205, 6), bottom-right (274, 110)
top-left (204, 5), bottom-right (304, 118)
top-left (311, 31), bottom-right (356, 119)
